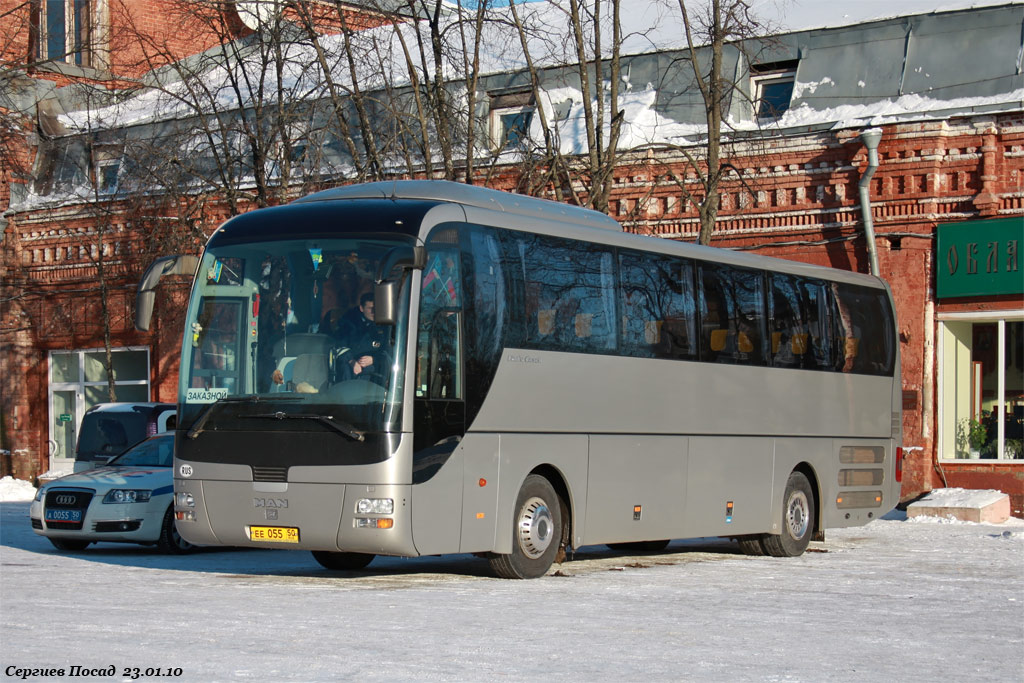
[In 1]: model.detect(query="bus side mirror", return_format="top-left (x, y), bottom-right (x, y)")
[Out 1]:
top-left (373, 246), bottom-right (426, 327)
top-left (135, 255), bottom-right (199, 332)
top-left (374, 280), bottom-right (400, 326)
top-left (374, 245), bottom-right (427, 283)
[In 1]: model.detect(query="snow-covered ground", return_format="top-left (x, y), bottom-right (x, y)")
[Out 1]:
top-left (1, 483), bottom-right (1021, 682)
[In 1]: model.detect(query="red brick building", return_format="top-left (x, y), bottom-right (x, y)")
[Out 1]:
top-left (2, 2), bottom-right (1022, 514)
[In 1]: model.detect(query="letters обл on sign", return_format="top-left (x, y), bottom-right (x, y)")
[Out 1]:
top-left (937, 218), bottom-right (1022, 299)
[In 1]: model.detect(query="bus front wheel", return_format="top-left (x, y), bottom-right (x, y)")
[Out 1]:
top-left (312, 551), bottom-right (375, 571)
top-left (489, 474), bottom-right (563, 579)
top-left (762, 471), bottom-right (815, 557)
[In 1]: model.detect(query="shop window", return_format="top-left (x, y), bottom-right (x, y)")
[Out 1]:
top-left (939, 318), bottom-right (1024, 461)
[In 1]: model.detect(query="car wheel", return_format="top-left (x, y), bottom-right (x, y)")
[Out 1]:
top-left (49, 538), bottom-right (91, 552)
top-left (157, 506), bottom-right (195, 554)
top-left (312, 551), bottom-right (375, 571)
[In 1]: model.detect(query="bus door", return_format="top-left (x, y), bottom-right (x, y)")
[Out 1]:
top-left (190, 297), bottom-right (247, 395)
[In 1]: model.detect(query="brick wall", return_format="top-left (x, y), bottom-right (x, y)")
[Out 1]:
top-left (2, 114), bottom-right (1022, 513)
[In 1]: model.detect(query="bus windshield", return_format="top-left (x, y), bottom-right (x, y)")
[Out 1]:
top-left (178, 236), bottom-right (412, 435)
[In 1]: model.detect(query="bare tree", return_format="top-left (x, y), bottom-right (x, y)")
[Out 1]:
top-left (672, 0), bottom-right (774, 244)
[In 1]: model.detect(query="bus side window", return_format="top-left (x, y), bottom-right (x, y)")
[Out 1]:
top-left (517, 234), bottom-right (616, 354)
top-left (830, 283), bottom-right (895, 376)
top-left (619, 250), bottom-right (697, 360)
top-left (418, 244), bottom-right (464, 400)
top-left (770, 274), bottom-right (830, 370)
top-left (463, 226), bottom-right (508, 414)
top-left (698, 263), bottom-right (766, 365)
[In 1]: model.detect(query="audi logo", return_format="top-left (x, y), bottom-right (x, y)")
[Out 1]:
top-left (54, 494), bottom-right (77, 506)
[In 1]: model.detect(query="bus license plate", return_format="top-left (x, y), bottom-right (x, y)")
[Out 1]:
top-left (249, 526), bottom-right (299, 543)
top-left (46, 509), bottom-right (82, 522)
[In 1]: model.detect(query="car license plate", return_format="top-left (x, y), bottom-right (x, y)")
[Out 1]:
top-left (249, 526), bottom-right (299, 543)
top-left (45, 509), bottom-right (82, 522)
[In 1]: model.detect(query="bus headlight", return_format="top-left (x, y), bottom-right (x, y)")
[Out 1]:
top-left (356, 498), bottom-right (393, 515)
top-left (103, 489), bottom-right (152, 504)
top-left (175, 492), bottom-right (195, 508)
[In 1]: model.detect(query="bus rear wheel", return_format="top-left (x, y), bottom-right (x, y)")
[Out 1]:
top-left (762, 471), bottom-right (815, 557)
top-left (312, 551), bottom-right (375, 571)
top-left (736, 536), bottom-right (767, 556)
top-left (488, 474), bottom-right (563, 579)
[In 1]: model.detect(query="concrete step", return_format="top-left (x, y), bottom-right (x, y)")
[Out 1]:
top-left (907, 488), bottom-right (1011, 524)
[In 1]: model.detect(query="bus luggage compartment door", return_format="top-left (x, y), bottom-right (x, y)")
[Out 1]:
top-left (585, 435), bottom-right (688, 545)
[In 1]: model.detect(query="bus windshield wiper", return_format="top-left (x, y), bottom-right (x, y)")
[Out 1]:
top-left (186, 395), bottom-right (301, 440)
top-left (249, 411), bottom-right (365, 442)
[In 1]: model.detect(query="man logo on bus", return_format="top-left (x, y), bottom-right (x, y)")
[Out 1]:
top-left (254, 498), bottom-right (289, 509)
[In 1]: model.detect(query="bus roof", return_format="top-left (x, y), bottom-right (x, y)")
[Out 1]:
top-left (294, 180), bottom-right (624, 233)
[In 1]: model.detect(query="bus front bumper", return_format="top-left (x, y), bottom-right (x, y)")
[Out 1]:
top-left (173, 479), bottom-right (419, 557)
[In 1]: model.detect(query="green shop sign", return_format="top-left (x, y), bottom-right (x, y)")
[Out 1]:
top-left (936, 217), bottom-right (1023, 298)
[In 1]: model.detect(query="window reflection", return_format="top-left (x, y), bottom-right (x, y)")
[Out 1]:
top-left (509, 233), bottom-right (616, 354)
top-left (698, 263), bottom-right (766, 365)
top-left (619, 250), bottom-right (697, 360)
top-left (770, 274), bottom-right (830, 370)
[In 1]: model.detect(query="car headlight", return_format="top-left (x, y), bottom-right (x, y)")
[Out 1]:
top-left (103, 489), bottom-right (152, 504)
top-left (34, 487), bottom-right (46, 502)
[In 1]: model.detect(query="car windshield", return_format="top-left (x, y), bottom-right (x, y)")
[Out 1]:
top-left (76, 412), bottom-right (149, 459)
top-left (178, 236), bottom-right (412, 434)
top-left (108, 435), bottom-right (174, 468)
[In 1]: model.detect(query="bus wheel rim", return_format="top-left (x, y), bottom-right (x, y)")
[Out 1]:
top-left (517, 497), bottom-right (554, 559)
top-left (787, 490), bottom-right (810, 539)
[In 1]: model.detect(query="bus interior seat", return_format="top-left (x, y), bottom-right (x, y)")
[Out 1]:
top-left (645, 320), bottom-right (662, 344)
top-left (737, 332), bottom-right (754, 353)
top-left (574, 313), bottom-right (593, 338)
top-left (538, 309), bottom-right (555, 336)
top-left (791, 333), bottom-right (808, 354)
top-left (710, 329), bottom-right (728, 351)
top-left (844, 337), bottom-right (860, 358)
top-left (272, 333), bottom-right (333, 360)
top-left (292, 354), bottom-right (329, 393)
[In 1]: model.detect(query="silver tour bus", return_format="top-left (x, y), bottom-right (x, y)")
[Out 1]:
top-left (137, 180), bottom-right (902, 579)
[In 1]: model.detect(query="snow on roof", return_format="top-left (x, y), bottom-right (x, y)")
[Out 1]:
top-left (59, 0), bottom-right (1023, 132)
